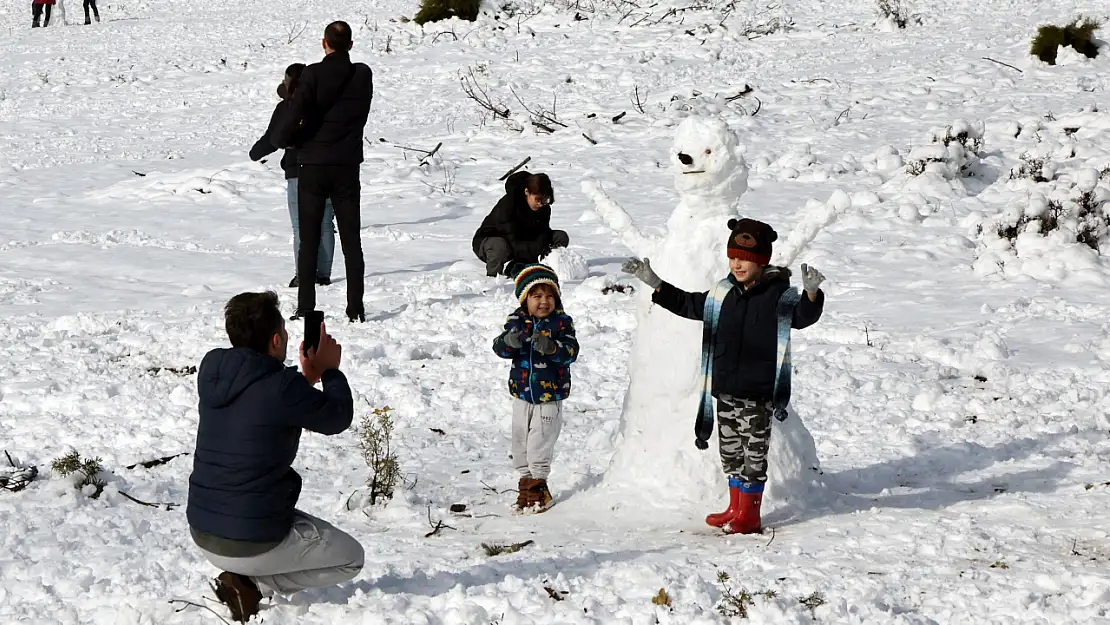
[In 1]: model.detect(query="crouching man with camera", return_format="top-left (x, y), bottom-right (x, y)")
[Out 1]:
top-left (187, 292), bottom-right (363, 622)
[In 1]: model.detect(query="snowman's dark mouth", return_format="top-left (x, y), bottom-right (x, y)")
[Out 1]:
top-left (682, 170), bottom-right (706, 174)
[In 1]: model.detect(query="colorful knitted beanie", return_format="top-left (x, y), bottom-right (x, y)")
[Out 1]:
top-left (514, 264), bottom-right (561, 305)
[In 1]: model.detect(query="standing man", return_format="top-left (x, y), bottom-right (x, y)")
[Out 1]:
top-left (187, 291), bottom-right (363, 622)
top-left (272, 21), bottom-right (373, 323)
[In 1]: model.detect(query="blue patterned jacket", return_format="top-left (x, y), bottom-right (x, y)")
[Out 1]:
top-left (492, 307), bottom-right (579, 404)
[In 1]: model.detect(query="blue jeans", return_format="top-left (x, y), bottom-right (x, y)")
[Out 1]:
top-left (287, 178), bottom-right (335, 279)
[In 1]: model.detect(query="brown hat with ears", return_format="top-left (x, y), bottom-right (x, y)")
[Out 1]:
top-left (726, 218), bottom-right (777, 265)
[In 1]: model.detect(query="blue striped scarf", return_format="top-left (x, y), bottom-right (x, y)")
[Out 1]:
top-left (694, 279), bottom-right (802, 449)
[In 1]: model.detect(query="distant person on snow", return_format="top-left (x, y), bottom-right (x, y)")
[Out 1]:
top-left (473, 171), bottom-right (569, 278)
top-left (83, 0), bottom-right (99, 24)
top-left (492, 265), bottom-right (579, 514)
top-left (622, 218), bottom-right (826, 535)
top-left (250, 63), bottom-right (337, 290)
top-left (271, 21), bottom-right (373, 323)
top-left (187, 291), bottom-right (362, 623)
top-left (31, 0), bottom-right (55, 27)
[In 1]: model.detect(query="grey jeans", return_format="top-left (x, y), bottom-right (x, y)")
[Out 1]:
top-left (512, 398), bottom-right (564, 480)
top-left (198, 510), bottom-right (364, 595)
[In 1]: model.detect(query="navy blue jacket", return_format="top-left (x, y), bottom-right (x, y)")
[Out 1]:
top-left (652, 267), bottom-right (824, 400)
top-left (186, 347), bottom-right (353, 542)
top-left (493, 307), bottom-right (579, 403)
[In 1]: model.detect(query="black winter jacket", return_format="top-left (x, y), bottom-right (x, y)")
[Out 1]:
top-left (472, 171), bottom-right (555, 262)
top-left (186, 348), bottom-right (353, 542)
top-left (271, 51), bottom-right (373, 166)
top-left (249, 99), bottom-right (299, 179)
top-left (652, 267), bottom-right (824, 401)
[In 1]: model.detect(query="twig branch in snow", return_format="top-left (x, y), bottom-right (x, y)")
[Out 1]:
top-left (724, 85), bottom-right (754, 101)
top-left (631, 86), bottom-right (646, 114)
top-left (4, 451), bottom-right (15, 467)
top-left (612, 111), bottom-right (627, 123)
top-left (499, 157), bottom-right (531, 181)
top-left (169, 599), bottom-right (232, 625)
top-left (460, 68), bottom-right (511, 119)
top-left (510, 86), bottom-right (567, 129)
top-left (419, 142), bottom-right (443, 167)
top-left (125, 452), bottom-right (189, 470)
top-left (119, 490), bottom-right (178, 511)
top-left (582, 133), bottom-right (598, 145)
top-left (286, 21), bottom-right (307, 44)
top-left (424, 505), bottom-right (457, 538)
top-left (765, 526), bottom-right (776, 547)
top-left (982, 57), bottom-right (1022, 74)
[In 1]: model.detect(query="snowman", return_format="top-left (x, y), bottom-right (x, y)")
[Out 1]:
top-left (581, 115), bottom-right (824, 525)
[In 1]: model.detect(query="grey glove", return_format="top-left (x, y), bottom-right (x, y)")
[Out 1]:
top-left (801, 263), bottom-right (825, 294)
top-left (532, 334), bottom-right (556, 356)
top-left (503, 328), bottom-right (524, 349)
top-left (621, 257), bottom-right (662, 289)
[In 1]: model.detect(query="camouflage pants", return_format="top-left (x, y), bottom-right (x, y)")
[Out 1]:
top-left (717, 395), bottom-right (772, 483)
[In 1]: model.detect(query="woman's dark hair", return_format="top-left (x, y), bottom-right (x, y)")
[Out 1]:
top-left (282, 63), bottom-right (306, 99)
top-left (525, 173), bottom-right (554, 204)
top-left (224, 291), bottom-right (284, 354)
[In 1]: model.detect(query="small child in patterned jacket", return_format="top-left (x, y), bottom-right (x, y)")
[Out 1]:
top-left (492, 264), bottom-right (579, 514)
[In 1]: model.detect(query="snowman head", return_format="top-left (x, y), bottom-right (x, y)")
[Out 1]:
top-left (671, 116), bottom-right (748, 200)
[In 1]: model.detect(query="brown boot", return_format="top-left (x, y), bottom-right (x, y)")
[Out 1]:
top-left (514, 477), bottom-right (531, 513)
top-left (213, 572), bottom-right (262, 623)
top-left (532, 479), bottom-right (553, 512)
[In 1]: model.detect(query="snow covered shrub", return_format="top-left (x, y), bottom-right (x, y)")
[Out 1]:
top-left (51, 451), bottom-right (106, 499)
top-left (875, 0), bottom-right (919, 29)
top-left (414, 0), bottom-right (481, 25)
top-left (1030, 16), bottom-right (1102, 65)
top-left (359, 406), bottom-right (401, 505)
top-left (973, 169), bottom-right (1110, 279)
top-left (1009, 153), bottom-right (1056, 183)
top-left (906, 120), bottom-right (985, 179)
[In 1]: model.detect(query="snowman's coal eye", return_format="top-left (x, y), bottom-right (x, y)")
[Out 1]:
top-left (705, 149), bottom-right (712, 155)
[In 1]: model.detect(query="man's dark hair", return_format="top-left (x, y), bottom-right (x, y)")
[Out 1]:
top-left (324, 21), bottom-right (353, 52)
top-left (224, 291), bottom-right (284, 354)
top-left (525, 173), bottom-right (554, 204)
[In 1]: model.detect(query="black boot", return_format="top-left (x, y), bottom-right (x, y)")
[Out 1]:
top-left (288, 276), bottom-right (299, 288)
top-left (84, 15), bottom-right (91, 24)
top-left (316, 276), bottom-right (331, 286)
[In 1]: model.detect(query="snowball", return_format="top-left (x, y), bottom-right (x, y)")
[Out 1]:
top-left (1076, 168), bottom-right (1100, 193)
top-left (541, 247), bottom-right (589, 282)
top-left (827, 189), bottom-right (853, 211)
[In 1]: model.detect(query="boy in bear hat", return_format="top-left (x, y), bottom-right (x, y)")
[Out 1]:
top-left (621, 218), bottom-right (826, 534)
top-left (493, 264), bottom-right (580, 513)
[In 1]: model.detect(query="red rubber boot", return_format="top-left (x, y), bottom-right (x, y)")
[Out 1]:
top-left (723, 483), bottom-right (764, 535)
top-left (706, 477), bottom-right (743, 527)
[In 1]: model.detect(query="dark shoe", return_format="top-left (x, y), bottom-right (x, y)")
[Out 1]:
top-left (213, 572), bottom-right (262, 623)
top-left (316, 276), bottom-right (331, 286)
top-left (346, 305), bottom-right (365, 323)
top-left (84, 16), bottom-right (91, 24)
top-left (289, 310), bottom-right (304, 321)
top-left (32, 18), bottom-right (40, 27)
top-left (288, 276), bottom-right (299, 288)
top-left (504, 261), bottom-right (527, 279)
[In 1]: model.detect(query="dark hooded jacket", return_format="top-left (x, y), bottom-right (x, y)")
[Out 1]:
top-left (249, 88), bottom-right (299, 179)
top-left (472, 171), bottom-right (555, 263)
top-left (186, 347), bottom-right (353, 543)
top-left (651, 267), bottom-right (824, 400)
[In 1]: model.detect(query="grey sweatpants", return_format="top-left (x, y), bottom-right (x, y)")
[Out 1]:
top-left (717, 394), bottom-right (773, 483)
top-left (198, 510), bottom-right (364, 595)
top-left (512, 398), bottom-right (563, 480)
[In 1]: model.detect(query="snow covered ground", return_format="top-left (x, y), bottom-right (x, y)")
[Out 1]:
top-left (2, 0), bottom-right (1110, 621)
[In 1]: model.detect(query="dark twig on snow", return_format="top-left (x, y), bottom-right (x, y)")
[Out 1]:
top-left (582, 133), bottom-right (598, 145)
top-left (510, 86), bottom-right (567, 129)
top-left (765, 526), bottom-right (776, 547)
top-left (4, 451), bottom-right (15, 467)
top-left (750, 97), bottom-right (762, 116)
top-left (460, 68), bottom-right (511, 119)
top-left (724, 85), bottom-right (754, 101)
top-left (425, 505), bottom-right (457, 538)
top-left (125, 452), bottom-right (190, 470)
top-left (169, 599), bottom-right (232, 625)
top-left (532, 120), bottom-right (556, 134)
top-left (499, 157), bottom-right (531, 181)
top-left (119, 490), bottom-right (178, 511)
top-left (419, 142), bottom-right (444, 167)
top-left (612, 111), bottom-right (627, 123)
top-left (982, 57), bottom-right (1023, 74)
top-left (631, 85), bottom-right (646, 114)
